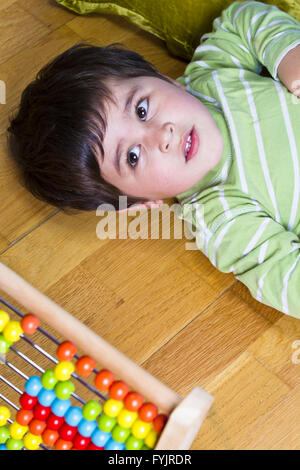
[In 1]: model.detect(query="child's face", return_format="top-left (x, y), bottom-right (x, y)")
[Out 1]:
top-left (98, 76), bottom-right (223, 202)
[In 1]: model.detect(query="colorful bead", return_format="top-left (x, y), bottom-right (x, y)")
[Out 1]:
top-left (16, 409), bottom-right (33, 427)
top-left (46, 413), bottom-right (64, 431)
top-left (54, 438), bottom-right (73, 450)
top-left (3, 320), bottom-right (23, 342)
top-left (0, 406), bottom-right (10, 426)
top-left (0, 311), bottom-right (10, 332)
top-left (41, 369), bottom-right (58, 390)
top-left (94, 369), bottom-right (114, 391)
top-left (97, 414), bottom-right (117, 433)
top-left (153, 414), bottom-right (168, 434)
top-left (19, 392), bottom-right (38, 410)
top-left (54, 380), bottom-right (75, 400)
top-left (6, 437), bottom-right (24, 450)
top-left (42, 429), bottom-right (59, 447)
top-left (38, 388), bottom-right (56, 407)
top-left (82, 400), bottom-right (102, 421)
top-left (144, 428), bottom-right (158, 449)
top-left (20, 314), bottom-right (40, 335)
top-left (72, 433), bottom-right (91, 450)
top-left (9, 422), bottom-right (28, 440)
top-left (33, 404), bottom-right (51, 421)
top-left (111, 424), bottom-right (131, 443)
top-left (117, 409), bottom-right (138, 429)
top-left (29, 419), bottom-right (46, 436)
top-left (87, 443), bottom-right (104, 450)
top-left (109, 381), bottom-right (130, 401)
top-left (138, 403), bottom-right (158, 422)
top-left (131, 419), bottom-right (151, 439)
top-left (105, 438), bottom-right (126, 450)
top-left (78, 418), bottom-right (97, 437)
top-left (59, 423), bottom-right (77, 441)
top-left (64, 406), bottom-right (83, 427)
top-left (54, 361), bottom-right (75, 381)
top-left (25, 376), bottom-right (43, 396)
top-left (0, 444), bottom-right (7, 450)
top-left (51, 398), bottom-right (71, 417)
top-left (103, 398), bottom-right (123, 418)
top-left (91, 428), bottom-right (110, 447)
top-left (0, 426), bottom-right (10, 444)
top-left (125, 435), bottom-right (144, 450)
top-left (75, 356), bottom-right (95, 376)
top-left (0, 334), bottom-right (12, 354)
top-left (124, 392), bottom-right (144, 411)
top-left (57, 341), bottom-right (77, 361)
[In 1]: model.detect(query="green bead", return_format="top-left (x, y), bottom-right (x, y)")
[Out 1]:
top-left (0, 426), bottom-right (10, 444)
top-left (125, 435), bottom-right (144, 450)
top-left (0, 334), bottom-right (12, 354)
top-left (82, 400), bottom-right (102, 421)
top-left (111, 424), bottom-right (131, 443)
top-left (141, 444), bottom-right (151, 450)
top-left (41, 369), bottom-right (58, 389)
top-left (54, 380), bottom-right (75, 399)
top-left (6, 437), bottom-right (23, 450)
top-left (97, 413), bottom-right (117, 432)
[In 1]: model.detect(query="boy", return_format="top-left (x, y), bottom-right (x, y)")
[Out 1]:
top-left (7, 1), bottom-right (300, 318)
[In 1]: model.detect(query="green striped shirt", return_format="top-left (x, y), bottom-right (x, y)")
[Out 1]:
top-left (175, 1), bottom-right (300, 318)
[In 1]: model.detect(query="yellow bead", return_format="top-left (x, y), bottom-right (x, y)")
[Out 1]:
top-left (117, 409), bottom-right (138, 429)
top-left (131, 419), bottom-right (151, 439)
top-left (23, 432), bottom-right (42, 450)
top-left (0, 311), bottom-right (10, 332)
top-left (54, 361), bottom-right (75, 381)
top-left (0, 406), bottom-right (10, 426)
top-left (9, 422), bottom-right (28, 439)
top-left (3, 321), bottom-right (23, 343)
top-left (144, 429), bottom-right (158, 449)
top-left (103, 398), bottom-right (124, 418)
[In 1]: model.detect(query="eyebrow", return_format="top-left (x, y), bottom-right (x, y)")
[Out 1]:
top-left (114, 85), bottom-right (141, 175)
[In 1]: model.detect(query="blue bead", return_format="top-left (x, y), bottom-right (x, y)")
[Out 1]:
top-left (78, 418), bottom-right (97, 437)
top-left (65, 406), bottom-right (83, 427)
top-left (0, 444), bottom-right (7, 450)
top-left (25, 376), bottom-right (42, 397)
top-left (91, 428), bottom-right (111, 447)
top-left (105, 438), bottom-right (125, 450)
top-left (38, 388), bottom-right (56, 407)
top-left (51, 398), bottom-right (71, 417)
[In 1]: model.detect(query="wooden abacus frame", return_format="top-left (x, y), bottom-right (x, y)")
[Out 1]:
top-left (0, 262), bottom-right (213, 450)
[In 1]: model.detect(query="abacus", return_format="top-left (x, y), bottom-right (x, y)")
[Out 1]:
top-left (0, 262), bottom-right (213, 450)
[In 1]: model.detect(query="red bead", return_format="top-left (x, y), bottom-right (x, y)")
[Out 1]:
top-left (21, 314), bottom-right (40, 335)
top-left (59, 423), bottom-right (77, 441)
top-left (29, 419), bottom-right (46, 435)
top-left (124, 392), bottom-right (144, 411)
top-left (94, 369), bottom-right (114, 391)
top-left (16, 409), bottom-right (33, 426)
top-left (55, 439), bottom-right (73, 450)
top-left (33, 404), bottom-right (51, 421)
top-left (109, 381), bottom-right (130, 401)
top-left (42, 429), bottom-right (59, 447)
top-left (138, 402), bottom-right (158, 422)
top-left (75, 356), bottom-right (96, 376)
top-left (19, 392), bottom-right (38, 410)
top-left (46, 413), bottom-right (65, 431)
top-left (87, 443), bottom-right (104, 450)
top-left (153, 414), bottom-right (168, 433)
top-left (57, 341), bottom-right (77, 361)
top-left (72, 433), bottom-right (91, 450)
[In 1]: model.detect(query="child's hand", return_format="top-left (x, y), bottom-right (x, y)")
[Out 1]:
top-left (277, 44), bottom-right (300, 97)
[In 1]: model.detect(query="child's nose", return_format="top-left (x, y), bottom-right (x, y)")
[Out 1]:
top-left (145, 122), bottom-right (174, 152)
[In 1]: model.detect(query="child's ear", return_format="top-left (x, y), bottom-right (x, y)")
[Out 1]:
top-left (117, 199), bottom-right (164, 213)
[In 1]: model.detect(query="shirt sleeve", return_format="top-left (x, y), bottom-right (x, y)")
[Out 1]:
top-left (182, 197), bottom-right (300, 318)
top-left (178, 0), bottom-right (300, 82)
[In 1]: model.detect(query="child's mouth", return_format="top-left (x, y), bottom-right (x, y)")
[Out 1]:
top-left (182, 127), bottom-right (199, 162)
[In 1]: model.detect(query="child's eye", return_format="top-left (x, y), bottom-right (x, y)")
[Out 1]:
top-left (127, 145), bottom-right (140, 168)
top-left (136, 98), bottom-right (148, 121)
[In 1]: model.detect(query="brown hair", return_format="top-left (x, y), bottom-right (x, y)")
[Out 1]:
top-left (7, 43), bottom-right (173, 213)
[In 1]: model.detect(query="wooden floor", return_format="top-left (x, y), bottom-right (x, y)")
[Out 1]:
top-left (0, 0), bottom-right (300, 450)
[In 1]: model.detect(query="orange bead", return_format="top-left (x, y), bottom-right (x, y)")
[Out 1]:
top-left (42, 429), bottom-right (59, 447)
top-left (75, 356), bottom-right (96, 376)
top-left (29, 419), bottom-right (46, 435)
top-left (57, 341), bottom-right (77, 361)
top-left (124, 392), bottom-right (144, 411)
top-left (138, 402), bottom-right (158, 423)
top-left (153, 414), bottom-right (168, 433)
top-left (109, 381), bottom-right (130, 401)
top-left (54, 438), bottom-right (73, 450)
top-left (21, 314), bottom-right (40, 335)
top-left (94, 369), bottom-right (114, 391)
top-left (16, 409), bottom-right (34, 426)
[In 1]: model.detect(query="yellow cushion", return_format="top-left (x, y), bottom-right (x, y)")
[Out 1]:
top-left (56, 0), bottom-right (300, 60)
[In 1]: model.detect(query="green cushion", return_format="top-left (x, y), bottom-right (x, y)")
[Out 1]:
top-left (56, 0), bottom-right (300, 60)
